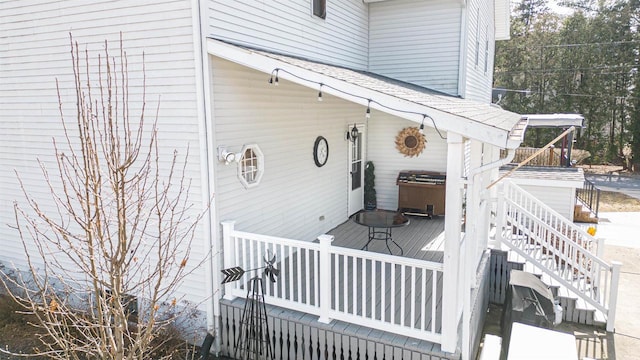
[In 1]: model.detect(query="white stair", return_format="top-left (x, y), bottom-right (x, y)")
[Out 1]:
top-left (496, 180), bottom-right (621, 331)
top-left (506, 251), bottom-right (605, 327)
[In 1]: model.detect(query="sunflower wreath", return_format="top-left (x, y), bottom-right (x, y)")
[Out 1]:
top-left (395, 127), bottom-right (426, 157)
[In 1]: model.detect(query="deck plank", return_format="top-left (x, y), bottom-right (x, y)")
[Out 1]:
top-left (323, 215), bottom-right (446, 334)
top-left (328, 214), bottom-right (445, 263)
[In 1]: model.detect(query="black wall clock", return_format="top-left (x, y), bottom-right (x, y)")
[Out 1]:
top-left (313, 136), bottom-right (329, 167)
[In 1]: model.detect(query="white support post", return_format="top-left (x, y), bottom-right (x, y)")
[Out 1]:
top-left (488, 145), bottom-right (502, 240)
top-left (460, 140), bottom-right (482, 360)
top-left (317, 234), bottom-right (334, 324)
top-left (442, 133), bottom-right (464, 354)
top-left (221, 221), bottom-right (237, 300)
top-left (490, 184), bottom-right (506, 249)
top-left (468, 139), bottom-right (483, 271)
top-left (596, 237), bottom-right (605, 259)
top-left (606, 261), bottom-right (622, 332)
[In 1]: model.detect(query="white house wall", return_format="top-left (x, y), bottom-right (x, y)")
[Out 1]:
top-left (211, 58), bottom-right (450, 238)
top-left (494, 0), bottom-right (511, 40)
top-left (368, 0), bottom-right (462, 96)
top-left (211, 58), bottom-right (358, 240)
top-left (462, 0), bottom-right (496, 102)
top-left (207, 0), bottom-right (369, 69)
top-left (367, 115), bottom-right (448, 211)
top-left (0, 0), bottom-right (206, 305)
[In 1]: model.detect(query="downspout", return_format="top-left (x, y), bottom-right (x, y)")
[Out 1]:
top-left (191, 0), bottom-right (220, 352)
top-left (461, 148), bottom-right (516, 360)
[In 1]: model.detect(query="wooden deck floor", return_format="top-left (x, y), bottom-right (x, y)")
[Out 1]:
top-left (327, 214), bottom-right (446, 263)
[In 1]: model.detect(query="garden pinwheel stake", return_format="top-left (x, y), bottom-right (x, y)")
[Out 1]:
top-left (221, 252), bottom-right (279, 360)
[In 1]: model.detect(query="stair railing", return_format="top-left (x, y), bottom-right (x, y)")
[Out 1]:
top-left (576, 178), bottom-right (601, 219)
top-left (497, 180), bottom-right (620, 331)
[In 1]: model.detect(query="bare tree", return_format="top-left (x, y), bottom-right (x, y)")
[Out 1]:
top-left (1, 34), bottom-right (204, 359)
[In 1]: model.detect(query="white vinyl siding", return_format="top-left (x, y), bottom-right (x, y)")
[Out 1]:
top-left (0, 0), bottom-right (204, 304)
top-left (494, 0), bottom-right (511, 40)
top-left (211, 58), bottom-right (355, 240)
top-left (463, 0), bottom-right (495, 102)
top-left (207, 0), bottom-right (369, 69)
top-left (367, 116), bottom-right (448, 211)
top-left (368, 0), bottom-right (462, 96)
top-left (516, 185), bottom-right (576, 220)
top-left (211, 58), bottom-right (449, 237)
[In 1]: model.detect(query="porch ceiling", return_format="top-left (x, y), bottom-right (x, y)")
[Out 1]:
top-left (207, 38), bottom-right (524, 149)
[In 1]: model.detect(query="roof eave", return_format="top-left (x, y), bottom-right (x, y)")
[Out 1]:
top-left (207, 38), bottom-right (515, 149)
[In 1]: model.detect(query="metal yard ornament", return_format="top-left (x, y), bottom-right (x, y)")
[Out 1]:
top-left (221, 252), bottom-right (280, 360)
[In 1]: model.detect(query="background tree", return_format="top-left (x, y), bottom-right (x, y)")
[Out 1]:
top-left (495, 0), bottom-right (639, 168)
top-left (0, 35), bottom-right (203, 359)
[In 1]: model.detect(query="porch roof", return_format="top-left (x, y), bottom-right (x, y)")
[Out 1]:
top-left (207, 38), bottom-right (525, 149)
top-left (522, 114), bottom-right (585, 128)
top-left (499, 165), bottom-right (585, 188)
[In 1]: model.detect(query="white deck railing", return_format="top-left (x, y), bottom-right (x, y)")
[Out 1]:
top-left (498, 180), bottom-right (621, 331)
top-left (221, 221), bottom-right (444, 344)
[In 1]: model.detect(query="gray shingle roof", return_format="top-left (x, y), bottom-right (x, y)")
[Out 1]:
top-left (499, 165), bottom-right (585, 183)
top-left (254, 48), bottom-right (523, 133)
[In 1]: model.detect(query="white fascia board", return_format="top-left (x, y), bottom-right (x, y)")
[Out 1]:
top-left (523, 114), bottom-right (585, 128)
top-left (207, 39), bottom-right (513, 149)
top-left (507, 177), bottom-right (584, 189)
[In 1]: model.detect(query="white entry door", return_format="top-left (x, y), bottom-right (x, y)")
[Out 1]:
top-left (348, 124), bottom-right (365, 216)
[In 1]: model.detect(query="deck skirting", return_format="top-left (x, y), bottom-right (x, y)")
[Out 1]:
top-left (219, 298), bottom-right (459, 360)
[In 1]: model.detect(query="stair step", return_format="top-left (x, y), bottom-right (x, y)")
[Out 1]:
top-left (573, 204), bottom-right (598, 223)
top-left (502, 249), bottom-right (607, 328)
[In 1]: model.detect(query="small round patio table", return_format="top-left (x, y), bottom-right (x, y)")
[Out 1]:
top-left (351, 210), bottom-right (410, 255)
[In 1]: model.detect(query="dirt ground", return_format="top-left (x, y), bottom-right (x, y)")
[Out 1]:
top-left (597, 191), bottom-right (640, 212)
top-left (0, 295), bottom-right (46, 359)
top-left (0, 294), bottom-right (204, 359)
top-left (577, 164), bottom-right (631, 176)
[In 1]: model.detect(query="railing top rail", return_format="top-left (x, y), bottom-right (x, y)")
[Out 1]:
top-left (230, 229), bottom-right (322, 250)
top-left (583, 177), bottom-right (597, 188)
top-left (229, 229), bottom-right (445, 271)
top-left (505, 199), bottom-right (610, 269)
top-left (330, 246), bottom-right (445, 271)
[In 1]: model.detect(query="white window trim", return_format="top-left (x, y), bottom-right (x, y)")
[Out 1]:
top-left (237, 144), bottom-right (264, 189)
top-left (484, 27), bottom-right (490, 74)
top-left (475, 8), bottom-right (481, 68)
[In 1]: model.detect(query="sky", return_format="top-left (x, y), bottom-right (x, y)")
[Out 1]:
top-left (547, 1), bottom-right (575, 15)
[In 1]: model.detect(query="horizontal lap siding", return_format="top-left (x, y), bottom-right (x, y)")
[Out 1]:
top-left (368, 0), bottom-right (461, 96)
top-left (494, 0), bottom-right (511, 40)
top-left (517, 185), bottom-right (575, 220)
top-left (463, 0), bottom-right (495, 102)
top-left (207, 0), bottom-right (368, 69)
top-left (0, 0), bottom-right (207, 305)
top-left (367, 114), bottom-right (448, 211)
top-left (212, 58), bottom-right (359, 241)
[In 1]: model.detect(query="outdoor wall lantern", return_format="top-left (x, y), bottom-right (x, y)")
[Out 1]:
top-left (217, 146), bottom-right (241, 165)
top-left (347, 123), bottom-right (359, 142)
